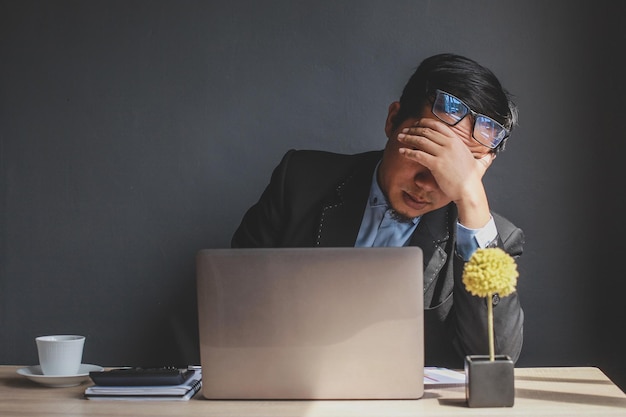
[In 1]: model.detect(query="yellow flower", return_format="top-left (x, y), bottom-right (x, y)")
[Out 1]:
top-left (462, 247), bottom-right (518, 298)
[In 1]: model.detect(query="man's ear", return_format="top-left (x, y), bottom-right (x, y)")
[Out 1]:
top-left (385, 102), bottom-right (401, 138)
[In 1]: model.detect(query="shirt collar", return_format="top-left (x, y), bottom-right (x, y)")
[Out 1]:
top-left (369, 162), bottom-right (387, 208)
top-left (369, 161), bottom-right (420, 225)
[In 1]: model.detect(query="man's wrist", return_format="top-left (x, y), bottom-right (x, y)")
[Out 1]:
top-left (456, 216), bottom-right (498, 260)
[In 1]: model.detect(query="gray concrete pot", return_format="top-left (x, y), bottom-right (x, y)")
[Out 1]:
top-left (465, 355), bottom-right (514, 408)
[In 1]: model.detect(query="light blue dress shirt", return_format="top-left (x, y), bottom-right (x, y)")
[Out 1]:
top-left (355, 162), bottom-right (497, 261)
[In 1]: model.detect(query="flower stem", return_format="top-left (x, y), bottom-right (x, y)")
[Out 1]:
top-left (488, 293), bottom-right (494, 361)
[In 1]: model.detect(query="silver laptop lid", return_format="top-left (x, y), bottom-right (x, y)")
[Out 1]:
top-left (196, 247), bottom-right (424, 399)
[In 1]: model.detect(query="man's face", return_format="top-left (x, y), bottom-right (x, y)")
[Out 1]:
top-left (377, 102), bottom-right (491, 220)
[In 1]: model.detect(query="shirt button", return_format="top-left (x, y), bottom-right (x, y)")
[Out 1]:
top-left (492, 293), bottom-right (500, 305)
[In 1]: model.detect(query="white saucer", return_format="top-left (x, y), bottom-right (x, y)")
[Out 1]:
top-left (17, 364), bottom-right (104, 387)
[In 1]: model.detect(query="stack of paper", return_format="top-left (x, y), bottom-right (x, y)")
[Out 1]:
top-left (423, 367), bottom-right (466, 387)
top-left (85, 368), bottom-right (202, 401)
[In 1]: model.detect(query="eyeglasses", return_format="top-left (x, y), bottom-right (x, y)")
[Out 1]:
top-left (431, 89), bottom-right (509, 149)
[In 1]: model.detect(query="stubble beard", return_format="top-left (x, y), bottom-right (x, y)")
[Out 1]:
top-left (388, 208), bottom-right (418, 224)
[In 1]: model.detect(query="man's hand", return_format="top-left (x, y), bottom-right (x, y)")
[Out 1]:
top-left (397, 118), bottom-right (494, 228)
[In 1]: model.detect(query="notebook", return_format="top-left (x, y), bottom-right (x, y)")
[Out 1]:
top-left (196, 246), bottom-right (424, 400)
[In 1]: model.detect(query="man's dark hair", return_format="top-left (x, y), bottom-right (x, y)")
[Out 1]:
top-left (395, 53), bottom-right (518, 151)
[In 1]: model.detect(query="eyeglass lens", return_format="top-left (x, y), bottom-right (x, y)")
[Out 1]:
top-left (433, 90), bottom-right (507, 148)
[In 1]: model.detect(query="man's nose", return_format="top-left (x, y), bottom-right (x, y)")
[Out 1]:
top-left (414, 170), bottom-right (437, 191)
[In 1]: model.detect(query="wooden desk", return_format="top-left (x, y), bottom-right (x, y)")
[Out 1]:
top-left (1, 366), bottom-right (625, 416)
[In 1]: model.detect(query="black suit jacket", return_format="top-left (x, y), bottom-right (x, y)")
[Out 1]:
top-left (232, 149), bottom-right (524, 367)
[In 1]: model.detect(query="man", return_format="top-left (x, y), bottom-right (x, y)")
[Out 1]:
top-left (231, 53), bottom-right (524, 367)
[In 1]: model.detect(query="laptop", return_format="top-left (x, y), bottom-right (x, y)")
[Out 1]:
top-left (196, 246), bottom-right (424, 400)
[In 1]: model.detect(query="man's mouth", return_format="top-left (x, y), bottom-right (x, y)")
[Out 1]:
top-left (402, 191), bottom-right (429, 211)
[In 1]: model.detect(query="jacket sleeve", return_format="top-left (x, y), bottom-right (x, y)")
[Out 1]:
top-left (450, 215), bottom-right (525, 363)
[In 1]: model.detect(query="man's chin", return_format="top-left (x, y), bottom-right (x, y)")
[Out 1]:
top-left (389, 208), bottom-right (418, 223)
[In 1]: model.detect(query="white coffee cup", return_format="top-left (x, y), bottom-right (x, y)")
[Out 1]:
top-left (35, 335), bottom-right (85, 376)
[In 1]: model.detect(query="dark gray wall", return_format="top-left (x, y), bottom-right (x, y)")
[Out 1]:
top-left (2, 0), bottom-right (625, 390)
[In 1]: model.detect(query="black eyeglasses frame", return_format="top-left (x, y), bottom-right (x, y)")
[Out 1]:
top-left (431, 89), bottom-right (510, 149)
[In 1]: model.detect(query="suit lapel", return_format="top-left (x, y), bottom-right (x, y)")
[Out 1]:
top-left (316, 157), bottom-right (378, 247)
top-left (409, 205), bottom-right (452, 294)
